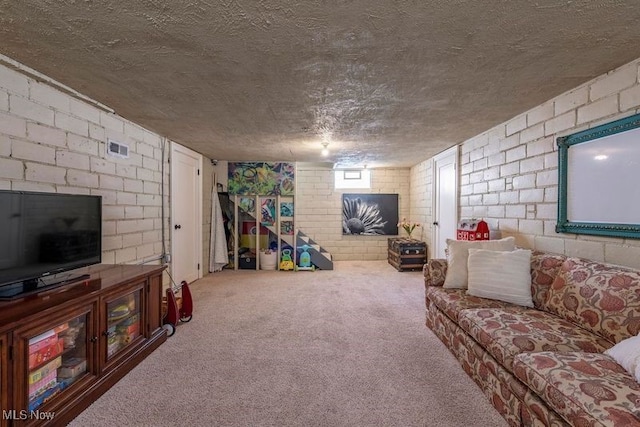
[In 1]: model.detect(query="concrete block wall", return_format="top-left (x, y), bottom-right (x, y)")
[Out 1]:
top-left (0, 62), bottom-right (170, 267)
top-left (296, 165), bottom-right (411, 261)
top-left (410, 57), bottom-right (640, 269)
top-left (409, 160), bottom-right (432, 254)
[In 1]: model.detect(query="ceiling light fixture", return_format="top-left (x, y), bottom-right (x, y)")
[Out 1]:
top-left (321, 142), bottom-right (329, 156)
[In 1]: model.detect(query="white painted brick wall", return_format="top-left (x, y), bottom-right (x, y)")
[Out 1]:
top-left (589, 63), bottom-right (637, 101)
top-left (0, 61), bottom-right (170, 268)
top-left (13, 140), bottom-right (56, 164)
top-left (28, 123), bottom-right (66, 147)
top-left (0, 157), bottom-right (23, 179)
top-left (55, 112), bottom-right (88, 136)
top-left (577, 95), bottom-right (619, 124)
top-left (620, 85), bottom-right (640, 111)
top-left (296, 165), bottom-right (411, 261)
top-left (31, 83), bottom-right (70, 113)
top-left (555, 87), bottom-right (588, 115)
top-left (0, 91), bottom-right (8, 111)
top-left (0, 66), bottom-right (29, 96)
top-left (410, 57), bottom-right (640, 269)
top-left (10, 95), bottom-right (55, 126)
top-left (0, 111), bottom-right (27, 137)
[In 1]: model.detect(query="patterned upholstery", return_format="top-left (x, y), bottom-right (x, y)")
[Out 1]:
top-left (424, 253), bottom-right (640, 426)
top-left (546, 257), bottom-right (640, 344)
top-left (426, 302), bottom-right (523, 426)
top-left (514, 352), bottom-right (640, 427)
top-left (530, 251), bottom-right (566, 310)
top-left (458, 308), bottom-right (612, 371)
top-left (423, 258), bottom-right (447, 287)
top-left (521, 388), bottom-right (571, 427)
top-left (426, 286), bottom-right (514, 322)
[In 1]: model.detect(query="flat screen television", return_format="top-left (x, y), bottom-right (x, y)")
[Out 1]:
top-left (0, 190), bottom-right (102, 299)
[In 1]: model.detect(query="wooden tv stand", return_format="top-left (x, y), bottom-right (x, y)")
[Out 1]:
top-left (0, 264), bottom-right (167, 426)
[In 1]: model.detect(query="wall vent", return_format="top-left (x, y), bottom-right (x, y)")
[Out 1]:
top-left (107, 139), bottom-right (129, 158)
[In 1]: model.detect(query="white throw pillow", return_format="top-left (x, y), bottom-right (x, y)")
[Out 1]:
top-left (443, 236), bottom-right (516, 289)
top-left (466, 248), bottom-right (533, 307)
top-left (604, 334), bottom-right (640, 380)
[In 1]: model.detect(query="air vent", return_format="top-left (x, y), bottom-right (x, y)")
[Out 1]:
top-left (107, 139), bottom-right (129, 158)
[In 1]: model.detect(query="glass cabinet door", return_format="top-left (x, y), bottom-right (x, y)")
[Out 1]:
top-left (24, 311), bottom-right (91, 413)
top-left (105, 286), bottom-right (143, 360)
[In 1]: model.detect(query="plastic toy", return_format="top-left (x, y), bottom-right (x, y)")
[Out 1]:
top-left (295, 245), bottom-right (315, 271)
top-left (279, 249), bottom-right (295, 271)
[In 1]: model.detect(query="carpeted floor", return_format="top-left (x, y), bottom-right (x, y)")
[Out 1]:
top-left (69, 261), bottom-right (507, 427)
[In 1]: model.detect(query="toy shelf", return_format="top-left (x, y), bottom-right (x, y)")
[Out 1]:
top-left (231, 194), bottom-right (296, 271)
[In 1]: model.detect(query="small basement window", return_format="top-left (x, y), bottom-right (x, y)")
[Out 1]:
top-left (334, 169), bottom-right (371, 189)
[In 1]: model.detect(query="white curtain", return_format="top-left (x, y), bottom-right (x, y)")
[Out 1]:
top-left (209, 188), bottom-right (228, 272)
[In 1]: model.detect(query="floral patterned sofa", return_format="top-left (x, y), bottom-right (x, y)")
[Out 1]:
top-left (424, 251), bottom-right (640, 426)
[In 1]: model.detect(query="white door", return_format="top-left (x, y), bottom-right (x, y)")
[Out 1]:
top-left (432, 146), bottom-right (458, 259)
top-left (171, 143), bottom-right (202, 284)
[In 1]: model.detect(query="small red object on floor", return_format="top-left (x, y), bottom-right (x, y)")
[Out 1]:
top-left (162, 280), bottom-right (194, 337)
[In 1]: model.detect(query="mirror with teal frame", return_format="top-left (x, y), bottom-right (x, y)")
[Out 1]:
top-left (557, 112), bottom-right (640, 238)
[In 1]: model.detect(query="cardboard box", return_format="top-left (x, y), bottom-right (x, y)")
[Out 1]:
top-left (29, 356), bottom-right (62, 385)
top-left (116, 322), bottom-right (139, 336)
top-left (29, 339), bottom-right (64, 370)
top-left (107, 341), bottom-right (121, 358)
top-left (119, 313), bottom-right (139, 327)
top-left (29, 333), bottom-right (58, 354)
top-left (119, 331), bottom-right (138, 345)
top-left (58, 357), bottom-right (87, 380)
top-left (29, 370), bottom-right (57, 398)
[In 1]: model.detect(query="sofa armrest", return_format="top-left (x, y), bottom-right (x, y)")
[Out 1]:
top-left (424, 259), bottom-right (448, 287)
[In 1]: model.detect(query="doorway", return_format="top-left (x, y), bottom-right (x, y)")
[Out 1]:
top-left (170, 142), bottom-right (203, 284)
top-left (432, 146), bottom-right (458, 259)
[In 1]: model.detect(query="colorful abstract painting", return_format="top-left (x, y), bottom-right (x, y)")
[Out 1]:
top-left (280, 202), bottom-right (294, 217)
top-left (261, 198), bottom-right (276, 226)
top-left (238, 197), bottom-right (255, 214)
top-left (281, 221), bottom-right (294, 235)
top-left (228, 162), bottom-right (295, 195)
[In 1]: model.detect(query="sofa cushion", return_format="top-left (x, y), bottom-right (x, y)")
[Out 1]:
top-left (546, 257), bottom-right (640, 344)
top-left (443, 236), bottom-right (516, 289)
top-left (530, 251), bottom-right (566, 310)
top-left (467, 248), bottom-right (534, 307)
top-left (514, 351), bottom-right (640, 427)
top-left (458, 308), bottom-right (612, 372)
top-left (425, 287), bottom-right (514, 322)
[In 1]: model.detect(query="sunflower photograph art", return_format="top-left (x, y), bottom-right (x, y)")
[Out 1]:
top-left (342, 194), bottom-right (399, 235)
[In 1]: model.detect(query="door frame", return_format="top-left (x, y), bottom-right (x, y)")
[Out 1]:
top-left (170, 142), bottom-right (203, 283)
top-left (431, 145), bottom-right (459, 259)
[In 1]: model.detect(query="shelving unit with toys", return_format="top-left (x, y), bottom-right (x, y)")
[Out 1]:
top-left (232, 194), bottom-right (296, 270)
top-left (26, 317), bottom-right (88, 412)
top-left (0, 263), bottom-right (165, 426)
top-left (106, 293), bottom-right (141, 359)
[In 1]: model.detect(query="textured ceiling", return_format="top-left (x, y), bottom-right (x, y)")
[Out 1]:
top-left (1, 1), bottom-right (640, 168)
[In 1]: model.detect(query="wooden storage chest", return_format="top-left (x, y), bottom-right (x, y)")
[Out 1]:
top-left (387, 238), bottom-right (427, 271)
